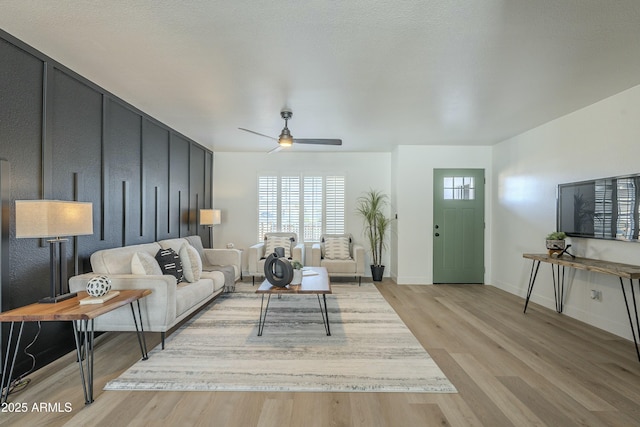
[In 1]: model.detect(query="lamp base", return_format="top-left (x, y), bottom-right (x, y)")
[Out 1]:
top-left (38, 292), bottom-right (78, 304)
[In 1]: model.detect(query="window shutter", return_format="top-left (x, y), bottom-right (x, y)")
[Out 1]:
top-left (257, 176), bottom-right (278, 241)
top-left (325, 176), bottom-right (345, 235)
top-left (304, 176), bottom-right (323, 241)
top-left (280, 176), bottom-right (300, 237)
top-left (258, 174), bottom-right (345, 243)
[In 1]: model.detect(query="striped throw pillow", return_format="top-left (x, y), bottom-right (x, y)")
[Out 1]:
top-left (324, 237), bottom-right (351, 260)
top-left (264, 236), bottom-right (292, 259)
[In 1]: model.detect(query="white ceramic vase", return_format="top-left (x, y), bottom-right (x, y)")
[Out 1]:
top-left (291, 269), bottom-right (303, 285)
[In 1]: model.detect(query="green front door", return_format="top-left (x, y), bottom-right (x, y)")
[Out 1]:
top-left (433, 169), bottom-right (485, 284)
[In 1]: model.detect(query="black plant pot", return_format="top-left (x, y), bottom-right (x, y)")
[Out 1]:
top-left (371, 265), bottom-right (385, 282)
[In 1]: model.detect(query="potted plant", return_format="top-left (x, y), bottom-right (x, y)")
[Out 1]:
top-left (545, 231), bottom-right (567, 255)
top-left (356, 189), bottom-right (393, 281)
top-left (290, 260), bottom-right (303, 285)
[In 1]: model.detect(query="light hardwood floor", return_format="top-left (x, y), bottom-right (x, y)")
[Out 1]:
top-left (2, 281), bottom-right (640, 426)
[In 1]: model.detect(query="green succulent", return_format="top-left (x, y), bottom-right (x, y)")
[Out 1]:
top-left (546, 231), bottom-right (567, 240)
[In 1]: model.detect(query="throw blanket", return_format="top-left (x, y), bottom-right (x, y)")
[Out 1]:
top-left (206, 265), bottom-right (235, 291)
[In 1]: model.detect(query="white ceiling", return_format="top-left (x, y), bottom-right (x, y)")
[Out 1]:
top-left (2, 1), bottom-right (640, 153)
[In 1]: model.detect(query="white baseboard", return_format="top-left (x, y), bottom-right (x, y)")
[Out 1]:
top-left (491, 280), bottom-right (635, 342)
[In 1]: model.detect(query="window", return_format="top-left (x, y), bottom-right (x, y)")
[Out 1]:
top-left (304, 176), bottom-right (322, 241)
top-left (443, 176), bottom-right (475, 200)
top-left (325, 176), bottom-right (345, 234)
top-left (258, 174), bottom-right (345, 242)
top-left (258, 176), bottom-right (278, 238)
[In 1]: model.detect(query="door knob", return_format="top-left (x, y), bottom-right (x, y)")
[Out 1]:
top-left (435, 233), bottom-right (440, 237)
top-left (435, 225), bottom-right (439, 229)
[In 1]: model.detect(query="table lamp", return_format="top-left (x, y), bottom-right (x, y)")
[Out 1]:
top-left (199, 209), bottom-right (221, 248)
top-left (16, 200), bottom-right (93, 303)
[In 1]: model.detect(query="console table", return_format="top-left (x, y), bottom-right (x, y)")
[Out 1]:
top-left (523, 253), bottom-right (640, 362)
top-left (0, 289), bottom-right (151, 405)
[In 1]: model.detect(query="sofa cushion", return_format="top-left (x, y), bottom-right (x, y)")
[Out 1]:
top-left (90, 242), bottom-right (161, 274)
top-left (155, 248), bottom-right (184, 283)
top-left (200, 270), bottom-right (226, 292)
top-left (324, 236), bottom-right (351, 260)
top-left (131, 251), bottom-right (163, 275)
top-left (184, 235), bottom-right (206, 259)
top-left (158, 237), bottom-right (189, 253)
top-left (264, 235), bottom-right (292, 259)
top-left (175, 279), bottom-right (214, 317)
top-left (179, 243), bottom-right (202, 283)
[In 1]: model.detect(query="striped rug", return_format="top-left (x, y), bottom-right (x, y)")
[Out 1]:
top-left (105, 282), bottom-right (457, 393)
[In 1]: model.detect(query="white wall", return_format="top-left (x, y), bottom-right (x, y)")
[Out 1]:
top-left (212, 83), bottom-right (640, 341)
top-left (393, 145), bottom-right (493, 284)
top-left (212, 152), bottom-right (391, 276)
top-left (492, 84), bottom-right (640, 340)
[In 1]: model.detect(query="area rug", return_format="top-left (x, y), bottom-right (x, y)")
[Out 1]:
top-left (105, 282), bottom-right (457, 393)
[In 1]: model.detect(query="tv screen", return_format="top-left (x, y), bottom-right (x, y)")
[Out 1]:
top-left (557, 174), bottom-right (640, 241)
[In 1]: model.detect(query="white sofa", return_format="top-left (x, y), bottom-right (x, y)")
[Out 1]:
top-left (247, 232), bottom-right (305, 284)
top-left (310, 234), bottom-right (365, 285)
top-left (69, 236), bottom-right (241, 347)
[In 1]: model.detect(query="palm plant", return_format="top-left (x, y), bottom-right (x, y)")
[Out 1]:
top-left (356, 190), bottom-right (392, 279)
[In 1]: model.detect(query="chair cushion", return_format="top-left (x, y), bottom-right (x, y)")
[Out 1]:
top-left (264, 235), bottom-right (292, 259)
top-left (321, 259), bottom-right (357, 274)
top-left (324, 236), bottom-right (351, 260)
top-left (155, 248), bottom-right (184, 283)
top-left (131, 251), bottom-right (163, 275)
top-left (179, 243), bottom-right (202, 283)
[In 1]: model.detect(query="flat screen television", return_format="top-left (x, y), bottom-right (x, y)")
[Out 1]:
top-left (557, 173), bottom-right (640, 241)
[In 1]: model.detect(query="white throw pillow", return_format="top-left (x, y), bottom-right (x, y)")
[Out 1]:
top-left (324, 237), bottom-right (351, 260)
top-left (264, 236), bottom-right (292, 259)
top-left (179, 243), bottom-right (202, 283)
top-left (131, 252), bottom-right (163, 275)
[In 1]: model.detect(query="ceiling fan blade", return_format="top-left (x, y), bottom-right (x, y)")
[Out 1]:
top-left (268, 145), bottom-right (284, 154)
top-left (293, 138), bottom-right (342, 146)
top-left (238, 128), bottom-right (278, 141)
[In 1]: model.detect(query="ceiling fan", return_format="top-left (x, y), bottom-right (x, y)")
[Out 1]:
top-left (239, 109), bottom-right (342, 153)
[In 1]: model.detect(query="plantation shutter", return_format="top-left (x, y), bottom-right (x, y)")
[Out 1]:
top-left (258, 174), bottom-right (346, 242)
top-left (280, 176), bottom-right (300, 236)
top-left (257, 176), bottom-right (278, 241)
top-left (325, 176), bottom-right (345, 235)
top-left (304, 176), bottom-right (323, 241)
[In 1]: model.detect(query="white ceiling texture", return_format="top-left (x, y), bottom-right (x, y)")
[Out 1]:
top-left (1, 1), bottom-right (640, 153)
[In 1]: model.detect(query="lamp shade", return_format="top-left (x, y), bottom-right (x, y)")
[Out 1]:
top-left (200, 209), bottom-right (221, 226)
top-left (15, 200), bottom-right (93, 238)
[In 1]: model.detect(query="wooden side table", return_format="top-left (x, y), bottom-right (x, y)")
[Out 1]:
top-left (0, 289), bottom-right (152, 404)
top-left (523, 253), bottom-right (640, 362)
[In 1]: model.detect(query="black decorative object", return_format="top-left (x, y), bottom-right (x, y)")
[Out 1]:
top-left (264, 247), bottom-right (293, 287)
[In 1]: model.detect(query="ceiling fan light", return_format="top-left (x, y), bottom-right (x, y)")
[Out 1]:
top-left (278, 128), bottom-right (293, 146)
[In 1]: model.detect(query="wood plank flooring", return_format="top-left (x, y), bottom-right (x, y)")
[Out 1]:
top-left (1, 281), bottom-right (639, 426)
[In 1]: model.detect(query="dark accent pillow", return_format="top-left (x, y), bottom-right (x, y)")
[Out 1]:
top-left (155, 248), bottom-right (184, 283)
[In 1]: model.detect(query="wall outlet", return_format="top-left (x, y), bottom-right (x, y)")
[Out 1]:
top-left (590, 289), bottom-right (602, 301)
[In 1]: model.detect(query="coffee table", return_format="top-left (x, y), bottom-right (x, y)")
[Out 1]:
top-left (256, 266), bottom-right (331, 336)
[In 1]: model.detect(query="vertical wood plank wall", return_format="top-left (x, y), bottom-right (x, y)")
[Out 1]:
top-left (0, 29), bottom-right (214, 374)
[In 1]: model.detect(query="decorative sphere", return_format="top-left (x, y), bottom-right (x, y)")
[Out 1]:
top-left (86, 275), bottom-right (112, 297)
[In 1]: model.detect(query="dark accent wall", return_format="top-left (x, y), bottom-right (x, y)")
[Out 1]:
top-left (0, 29), bottom-right (214, 375)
